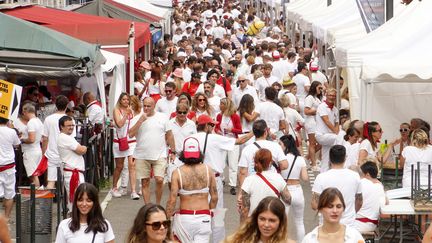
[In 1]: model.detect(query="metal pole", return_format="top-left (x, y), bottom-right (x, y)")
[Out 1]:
top-left (129, 23), bottom-right (135, 95)
top-left (56, 167), bottom-right (61, 230)
top-left (30, 184), bottom-right (36, 243)
top-left (16, 192), bottom-right (22, 243)
top-left (336, 68), bottom-right (340, 110)
top-left (386, 0), bottom-right (393, 21)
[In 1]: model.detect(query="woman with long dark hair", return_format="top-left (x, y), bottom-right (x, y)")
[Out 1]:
top-left (127, 204), bottom-right (173, 243)
top-left (225, 196), bottom-right (294, 243)
top-left (304, 81), bottom-right (323, 171)
top-left (148, 66), bottom-right (166, 102)
top-left (166, 137), bottom-right (218, 242)
top-left (191, 92), bottom-right (213, 118)
top-left (279, 135), bottom-right (308, 241)
top-left (238, 94), bottom-right (259, 135)
top-left (343, 127), bottom-right (361, 169)
top-left (357, 121), bottom-right (393, 166)
top-left (55, 183), bottom-right (114, 243)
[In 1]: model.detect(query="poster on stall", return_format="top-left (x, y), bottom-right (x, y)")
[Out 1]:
top-left (0, 79), bottom-right (22, 120)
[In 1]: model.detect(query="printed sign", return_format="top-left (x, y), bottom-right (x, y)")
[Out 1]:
top-left (0, 79), bottom-right (22, 120)
top-left (356, 0), bottom-right (385, 33)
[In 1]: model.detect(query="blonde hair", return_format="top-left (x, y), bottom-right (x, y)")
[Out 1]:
top-left (279, 94), bottom-right (291, 108)
top-left (129, 95), bottom-right (142, 113)
top-left (220, 97), bottom-right (236, 116)
top-left (411, 129), bottom-right (429, 149)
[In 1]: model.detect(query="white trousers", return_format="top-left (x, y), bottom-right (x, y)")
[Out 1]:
top-left (354, 220), bottom-right (377, 233)
top-left (212, 176), bottom-right (225, 243)
top-left (173, 213), bottom-right (212, 243)
top-left (316, 131), bottom-right (345, 172)
top-left (225, 145), bottom-right (239, 187)
top-left (287, 184), bottom-right (305, 242)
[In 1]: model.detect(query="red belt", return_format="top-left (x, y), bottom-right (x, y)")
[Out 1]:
top-left (178, 209), bottom-right (213, 216)
top-left (64, 168), bottom-right (84, 202)
top-left (113, 139), bottom-right (136, 143)
top-left (0, 163), bottom-right (15, 172)
top-left (356, 217), bottom-right (379, 225)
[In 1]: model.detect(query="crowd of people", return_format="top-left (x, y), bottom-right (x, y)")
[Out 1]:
top-left (2, 0), bottom-right (432, 242)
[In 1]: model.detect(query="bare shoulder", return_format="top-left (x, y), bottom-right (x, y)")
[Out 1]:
top-left (287, 239), bottom-right (296, 243)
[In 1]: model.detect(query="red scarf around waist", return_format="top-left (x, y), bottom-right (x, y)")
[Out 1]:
top-left (63, 168), bottom-right (84, 202)
top-left (0, 163), bottom-right (15, 172)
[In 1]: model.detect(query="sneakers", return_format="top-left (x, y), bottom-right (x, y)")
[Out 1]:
top-left (110, 188), bottom-right (122, 198)
top-left (230, 187), bottom-right (236, 195)
top-left (130, 192), bottom-right (140, 200)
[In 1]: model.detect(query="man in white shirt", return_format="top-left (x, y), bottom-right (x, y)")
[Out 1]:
top-left (188, 115), bottom-right (254, 243)
top-left (203, 81), bottom-right (221, 116)
top-left (232, 75), bottom-right (259, 108)
top-left (312, 145), bottom-right (363, 227)
top-left (256, 87), bottom-right (286, 133)
top-left (42, 95), bottom-right (72, 189)
top-left (285, 52), bottom-right (297, 78)
top-left (237, 119), bottom-right (288, 191)
top-left (255, 63), bottom-right (279, 101)
top-left (315, 88), bottom-right (345, 172)
top-left (20, 103), bottom-right (43, 187)
top-left (57, 116), bottom-right (87, 210)
top-left (292, 62), bottom-right (311, 114)
top-left (129, 97), bottom-right (176, 204)
top-left (0, 117), bottom-right (20, 220)
top-left (271, 51), bottom-right (289, 81)
top-left (212, 23), bottom-right (227, 40)
top-left (75, 75), bottom-right (99, 103)
top-left (155, 82), bottom-right (178, 115)
top-left (166, 103), bottom-right (197, 184)
top-left (183, 56), bottom-right (197, 82)
top-left (83, 92), bottom-right (104, 134)
top-left (310, 61), bottom-right (328, 87)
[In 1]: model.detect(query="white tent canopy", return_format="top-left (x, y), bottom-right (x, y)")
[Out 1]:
top-left (333, 0), bottom-right (432, 139)
top-left (297, 0), bottom-right (344, 32)
top-left (286, 0), bottom-right (323, 22)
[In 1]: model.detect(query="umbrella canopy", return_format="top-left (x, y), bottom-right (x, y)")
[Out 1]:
top-left (0, 12), bottom-right (105, 79)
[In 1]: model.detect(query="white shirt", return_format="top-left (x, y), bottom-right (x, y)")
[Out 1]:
top-left (188, 132), bottom-right (236, 173)
top-left (356, 178), bottom-right (386, 221)
top-left (42, 113), bottom-right (70, 162)
top-left (133, 112), bottom-right (170, 160)
top-left (55, 218), bottom-right (115, 243)
top-left (304, 95), bottom-right (321, 125)
top-left (402, 145), bottom-right (432, 188)
top-left (242, 171), bottom-right (287, 216)
top-left (86, 101), bottom-right (104, 125)
top-left (196, 84), bottom-right (226, 99)
top-left (280, 154), bottom-right (306, 180)
top-left (0, 126), bottom-right (20, 166)
top-left (344, 141), bottom-right (360, 169)
top-left (283, 107), bottom-right (304, 137)
top-left (293, 73), bottom-right (310, 101)
top-left (212, 26), bottom-right (227, 39)
top-left (311, 70), bottom-right (327, 85)
top-left (183, 67), bottom-right (192, 83)
top-left (167, 118), bottom-right (197, 153)
top-left (271, 60), bottom-right (289, 81)
top-left (302, 225), bottom-right (364, 243)
top-left (315, 102), bottom-right (338, 135)
top-left (238, 139), bottom-right (286, 175)
top-left (57, 133), bottom-right (85, 171)
top-left (278, 90), bottom-right (297, 107)
top-left (359, 139), bottom-right (378, 158)
top-left (256, 101), bottom-right (284, 133)
top-left (21, 117), bottom-right (43, 153)
top-left (155, 96), bottom-right (178, 115)
top-left (232, 85), bottom-right (259, 108)
top-left (255, 75), bottom-right (279, 101)
top-left (312, 168), bottom-right (362, 227)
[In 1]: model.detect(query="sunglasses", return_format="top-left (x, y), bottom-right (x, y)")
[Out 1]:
top-left (146, 220), bottom-right (170, 230)
top-left (165, 90), bottom-right (173, 93)
top-left (375, 129), bottom-right (383, 133)
top-left (177, 111), bottom-right (188, 115)
top-left (400, 128), bottom-right (409, 133)
top-left (198, 99), bottom-right (206, 102)
top-left (238, 79), bottom-right (246, 83)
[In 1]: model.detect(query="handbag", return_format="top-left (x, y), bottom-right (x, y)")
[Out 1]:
top-left (116, 115), bottom-right (130, 152)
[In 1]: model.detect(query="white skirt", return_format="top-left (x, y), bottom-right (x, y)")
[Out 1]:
top-left (113, 142), bottom-right (135, 158)
top-left (23, 150), bottom-right (42, 176)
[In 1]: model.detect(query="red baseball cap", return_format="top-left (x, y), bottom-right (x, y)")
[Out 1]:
top-left (197, 115), bottom-right (218, 125)
top-left (183, 137), bottom-right (201, 159)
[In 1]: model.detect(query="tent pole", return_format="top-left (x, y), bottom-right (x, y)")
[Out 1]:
top-left (336, 67), bottom-right (340, 110)
top-left (129, 23), bottom-right (135, 95)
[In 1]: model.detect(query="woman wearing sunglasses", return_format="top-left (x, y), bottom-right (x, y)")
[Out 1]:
top-left (191, 92), bottom-right (214, 118)
top-left (358, 121), bottom-right (396, 166)
top-left (166, 137), bottom-right (218, 243)
top-left (55, 183), bottom-right (115, 243)
top-left (127, 204), bottom-right (173, 243)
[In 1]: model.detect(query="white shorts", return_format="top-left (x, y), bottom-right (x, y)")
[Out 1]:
top-left (0, 170), bottom-right (16, 199)
top-left (173, 213), bottom-right (212, 243)
top-left (167, 157), bottom-right (183, 183)
top-left (113, 142), bottom-right (134, 158)
top-left (47, 158), bottom-right (62, 182)
top-left (304, 118), bottom-right (316, 135)
top-left (23, 150), bottom-right (42, 176)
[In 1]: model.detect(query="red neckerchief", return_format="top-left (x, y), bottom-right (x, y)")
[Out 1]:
top-left (87, 100), bottom-right (102, 108)
top-left (325, 100), bottom-right (334, 110)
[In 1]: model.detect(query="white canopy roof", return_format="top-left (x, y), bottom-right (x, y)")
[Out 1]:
top-left (335, 1), bottom-right (420, 67)
top-left (297, 0), bottom-right (344, 32)
top-left (286, 0), bottom-right (324, 22)
top-left (113, 0), bottom-right (169, 19)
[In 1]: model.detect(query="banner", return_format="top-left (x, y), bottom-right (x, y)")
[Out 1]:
top-left (0, 79), bottom-right (22, 120)
top-left (356, 0), bottom-right (385, 33)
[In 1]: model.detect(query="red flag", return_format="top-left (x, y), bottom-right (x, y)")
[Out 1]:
top-left (32, 155), bottom-right (48, 176)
